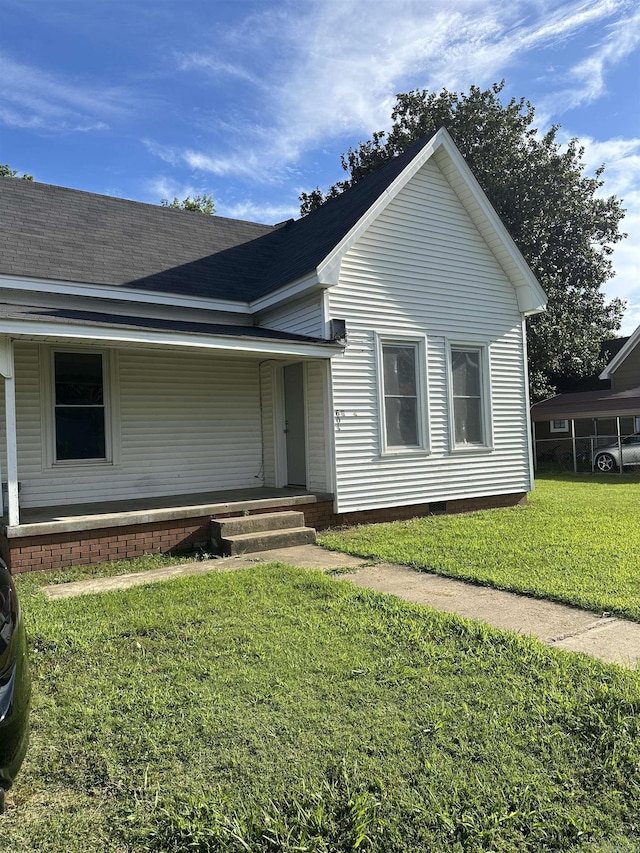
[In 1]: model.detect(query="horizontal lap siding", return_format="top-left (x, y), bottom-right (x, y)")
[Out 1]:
top-left (329, 158), bottom-right (531, 513)
top-left (305, 361), bottom-right (328, 491)
top-left (258, 294), bottom-right (323, 337)
top-left (259, 362), bottom-right (276, 487)
top-left (2, 342), bottom-right (263, 508)
top-left (611, 344), bottom-right (640, 391)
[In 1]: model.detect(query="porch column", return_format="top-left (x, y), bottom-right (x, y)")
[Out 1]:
top-left (0, 337), bottom-right (19, 526)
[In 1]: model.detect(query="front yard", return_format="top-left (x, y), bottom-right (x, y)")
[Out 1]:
top-left (4, 560), bottom-right (640, 851)
top-left (321, 474), bottom-right (640, 620)
top-left (5, 474), bottom-right (640, 851)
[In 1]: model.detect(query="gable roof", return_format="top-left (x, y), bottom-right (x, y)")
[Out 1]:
top-left (0, 129), bottom-right (546, 313)
top-left (600, 326), bottom-right (640, 379)
top-left (0, 178), bottom-right (278, 300)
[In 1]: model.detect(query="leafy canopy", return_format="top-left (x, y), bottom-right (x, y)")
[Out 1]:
top-left (0, 164), bottom-right (33, 180)
top-left (160, 193), bottom-right (215, 215)
top-left (300, 83), bottom-right (626, 401)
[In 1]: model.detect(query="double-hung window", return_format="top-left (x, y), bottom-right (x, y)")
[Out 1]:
top-left (448, 343), bottom-right (492, 449)
top-left (377, 337), bottom-right (429, 453)
top-left (51, 350), bottom-right (110, 463)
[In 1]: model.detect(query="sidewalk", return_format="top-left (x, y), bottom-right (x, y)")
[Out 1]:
top-left (43, 544), bottom-right (640, 669)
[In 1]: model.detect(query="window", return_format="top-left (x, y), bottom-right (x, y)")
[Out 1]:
top-left (377, 337), bottom-right (429, 453)
top-left (550, 419), bottom-right (569, 433)
top-left (52, 351), bottom-right (108, 462)
top-left (448, 344), bottom-right (491, 449)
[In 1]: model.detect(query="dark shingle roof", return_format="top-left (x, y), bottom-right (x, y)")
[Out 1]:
top-left (0, 132), bottom-right (436, 303)
top-left (0, 180), bottom-right (278, 300)
top-left (531, 385), bottom-right (640, 420)
top-left (0, 302), bottom-right (336, 346)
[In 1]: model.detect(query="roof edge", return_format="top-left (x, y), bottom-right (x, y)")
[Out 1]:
top-left (600, 325), bottom-right (640, 378)
top-left (315, 128), bottom-right (547, 315)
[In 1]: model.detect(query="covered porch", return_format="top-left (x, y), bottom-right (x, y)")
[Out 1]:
top-left (0, 311), bottom-right (342, 571)
top-left (1, 486), bottom-right (336, 573)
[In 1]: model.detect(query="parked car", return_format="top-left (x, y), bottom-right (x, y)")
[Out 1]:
top-left (593, 434), bottom-right (640, 472)
top-left (0, 558), bottom-right (30, 813)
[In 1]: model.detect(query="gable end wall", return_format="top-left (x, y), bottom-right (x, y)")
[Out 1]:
top-left (328, 157), bottom-right (531, 513)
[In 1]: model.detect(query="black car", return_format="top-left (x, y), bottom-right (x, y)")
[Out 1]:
top-left (0, 558), bottom-right (30, 813)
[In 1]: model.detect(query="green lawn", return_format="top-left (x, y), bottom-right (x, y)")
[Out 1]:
top-left (320, 475), bottom-right (640, 620)
top-left (5, 564), bottom-right (640, 851)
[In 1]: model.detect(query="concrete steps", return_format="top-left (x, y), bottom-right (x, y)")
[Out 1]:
top-left (211, 511), bottom-right (316, 556)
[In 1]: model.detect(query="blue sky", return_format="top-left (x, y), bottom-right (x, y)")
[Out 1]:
top-left (2, 0), bottom-right (639, 332)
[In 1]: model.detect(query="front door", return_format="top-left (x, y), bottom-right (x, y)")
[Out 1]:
top-left (283, 363), bottom-right (307, 486)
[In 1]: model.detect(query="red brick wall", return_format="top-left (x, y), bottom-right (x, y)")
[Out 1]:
top-left (6, 515), bottom-right (212, 574)
top-left (3, 492), bottom-right (527, 574)
top-left (297, 492), bottom-right (527, 529)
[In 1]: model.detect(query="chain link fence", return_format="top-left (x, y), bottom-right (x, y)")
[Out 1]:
top-left (534, 434), bottom-right (631, 474)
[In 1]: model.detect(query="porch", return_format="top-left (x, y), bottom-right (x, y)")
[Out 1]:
top-left (2, 486), bottom-right (336, 573)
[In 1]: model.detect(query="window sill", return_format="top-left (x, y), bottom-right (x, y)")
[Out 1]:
top-left (450, 444), bottom-right (494, 454)
top-left (380, 447), bottom-right (431, 459)
top-left (49, 458), bottom-right (115, 470)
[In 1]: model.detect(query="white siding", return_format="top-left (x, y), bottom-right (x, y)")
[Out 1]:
top-left (258, 294), bottom-right (323, 337)
top-left (259, 362), bottom-right (277, 487)
top-left (0, 342), bottom-right (264, 508)
top-left (304, 361), bottom-right (329, 491)
top-left (329, 158), bottom-right (531, 513)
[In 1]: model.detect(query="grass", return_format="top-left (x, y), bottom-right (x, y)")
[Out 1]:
top-left (13, 552), bottom-right (206, 594)
top-left (4, 563), bottom-right (640, 851)
top-left (319, 474), bottom-right (640, 621)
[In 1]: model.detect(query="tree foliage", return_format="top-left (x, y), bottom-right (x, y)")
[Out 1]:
top-left (301, 83), bottom-right (626, 401)
top-left (0, 164), bottom-right (33, 180)
top-left (160, 193), bottom-right (215, 215)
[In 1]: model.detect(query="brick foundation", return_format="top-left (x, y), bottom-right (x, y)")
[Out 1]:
top-left (3, 492), bottom-right (527, 574)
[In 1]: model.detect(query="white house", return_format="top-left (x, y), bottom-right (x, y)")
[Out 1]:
top-left (0, 128), bottom-right (546, 572)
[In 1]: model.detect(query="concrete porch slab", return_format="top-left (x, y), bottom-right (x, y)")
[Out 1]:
top-left (4, 488), bottom-right (333, 537)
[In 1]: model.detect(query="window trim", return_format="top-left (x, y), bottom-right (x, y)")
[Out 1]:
top-left (41, 345), bottom-right (119, 469)
top-left (375, 333), bottom-right (430, 456)
top-left (550, 419), bottom-right (569, 433)
top-left (446, 340), bottom-right (493, 453)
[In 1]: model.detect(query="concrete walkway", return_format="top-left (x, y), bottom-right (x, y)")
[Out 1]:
top-left (43, 544), bottom-right (640, 669)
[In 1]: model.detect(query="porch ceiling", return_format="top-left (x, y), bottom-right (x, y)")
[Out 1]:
top-left (3, 487), bottom-right (334, 539)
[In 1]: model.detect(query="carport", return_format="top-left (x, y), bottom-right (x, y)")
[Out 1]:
top-left (530, 385), bottom-right (640, 473)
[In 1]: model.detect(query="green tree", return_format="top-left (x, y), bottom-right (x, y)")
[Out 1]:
top-left (0, 164), bottom-right (33, 180)
top-left (160, 193), bottom-right (215, 215)
top-left (301, 83), bottom-right (626, 401)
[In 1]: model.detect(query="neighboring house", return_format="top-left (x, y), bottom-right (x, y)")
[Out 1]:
top-left (0, 128), bottom-right (546, 572)
top-left (531, 331), bottom-right (640, 466)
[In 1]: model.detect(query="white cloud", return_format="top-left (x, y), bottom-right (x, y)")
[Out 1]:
top-left (0, 52), bottom-right (131, 133)
top-left (144, 176), bottom-right (205, 204)
top-left (217, 199), bottom-right (299, 224)
top-left (158, 0), bottom-right (633, 182)
top-left (579, 134), bottom-right (640, 334)
top-left (539, 3), bottom-right (640, 114)
top-left (175, 52), bottom-right (260, 86)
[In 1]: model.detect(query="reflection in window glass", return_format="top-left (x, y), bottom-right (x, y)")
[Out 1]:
top-left (382, 345), bottom-right (419, 448)
top-left (451, 348), bottom-right (483, 445)
top-left (54, 352), bottom-right (106, 461)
